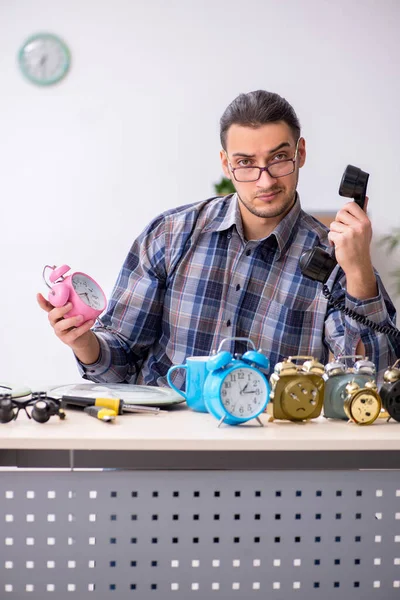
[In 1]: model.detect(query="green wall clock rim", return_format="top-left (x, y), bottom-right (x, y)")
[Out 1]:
top-left (18, 32), bottom-right (71, 86)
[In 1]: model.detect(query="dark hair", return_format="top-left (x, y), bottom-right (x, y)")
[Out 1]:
top-left (220, 90), bottom-right (301, 150)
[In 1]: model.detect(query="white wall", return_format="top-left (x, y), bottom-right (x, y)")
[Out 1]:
top-left (1, 0), bottom-right (399, 388)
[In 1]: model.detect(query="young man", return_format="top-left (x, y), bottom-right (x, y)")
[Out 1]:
top-left (38, 90), bottom-right (398, 386)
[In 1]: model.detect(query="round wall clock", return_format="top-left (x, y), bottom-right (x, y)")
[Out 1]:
top-left (18, 33), bottom-right (71, 85)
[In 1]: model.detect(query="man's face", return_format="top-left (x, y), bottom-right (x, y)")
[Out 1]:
top-left (220, 121), bottom-right (306, 222)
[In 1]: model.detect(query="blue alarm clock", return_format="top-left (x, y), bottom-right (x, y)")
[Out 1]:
top-left (203, 337), bottom-right (270, 426)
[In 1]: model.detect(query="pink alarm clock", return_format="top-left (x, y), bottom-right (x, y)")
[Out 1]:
top-left (43, 264), bottom-right (107, 321)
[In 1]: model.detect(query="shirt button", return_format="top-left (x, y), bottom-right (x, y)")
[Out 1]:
top-left (246, 249), bottom-right (251, 256)
top-left (236, 284), bottom-right (241, 291)
top-left (226, 319), bottom-right (231, 327)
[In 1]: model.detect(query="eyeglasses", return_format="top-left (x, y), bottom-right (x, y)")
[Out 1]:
top-left (0, 392), bottom-right (66, 423)
top-left (227, 138), bottom-right (300, 183)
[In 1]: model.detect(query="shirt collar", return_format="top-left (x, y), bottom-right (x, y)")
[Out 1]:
top-left (204, 193), bottom-right (302, 259)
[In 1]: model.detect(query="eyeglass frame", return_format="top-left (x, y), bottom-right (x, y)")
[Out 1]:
top-left (225, 137), bottom-right (301, 183)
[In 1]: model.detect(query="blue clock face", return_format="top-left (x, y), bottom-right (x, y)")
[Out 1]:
top-left (221, 367), bottom-right (267, 418)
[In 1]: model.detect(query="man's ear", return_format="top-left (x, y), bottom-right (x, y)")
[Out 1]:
top-left (220, 149), bottom-right (231, 179)
top-left (298, 137), bottom-right (306, 168)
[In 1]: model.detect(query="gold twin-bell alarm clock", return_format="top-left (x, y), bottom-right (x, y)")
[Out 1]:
top-left (342, 379), bottom-right (381, 425)
top-left (268, 356), bottom-right (325, 421)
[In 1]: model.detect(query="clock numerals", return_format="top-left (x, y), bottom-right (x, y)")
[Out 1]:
top-left (221, 368), bottom-right (267, 418)
top-left (72, 274), bottom-right (104, 310)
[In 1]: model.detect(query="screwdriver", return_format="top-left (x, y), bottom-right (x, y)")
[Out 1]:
top-left (61, 395), bottom-right (163, 415)
top-left (84, 406), bottom-right (117, 422)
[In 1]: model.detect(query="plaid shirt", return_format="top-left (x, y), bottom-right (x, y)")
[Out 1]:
top-left (78, 194), bottom-right (398, 386)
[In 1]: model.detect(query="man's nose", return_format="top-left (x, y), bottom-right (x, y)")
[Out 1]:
top-left (256, 167), bottom-right (277, 186)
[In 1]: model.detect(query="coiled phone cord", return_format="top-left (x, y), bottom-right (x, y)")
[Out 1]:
top-left (322, 285), bottom-right (400, 338)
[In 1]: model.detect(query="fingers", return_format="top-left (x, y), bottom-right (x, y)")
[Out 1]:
top-left (37, 293), bottom-right (54, 313)
top-left (335, 200), bottom-right (369, 225)
top-left (55, 318), bottom-right (96, 346)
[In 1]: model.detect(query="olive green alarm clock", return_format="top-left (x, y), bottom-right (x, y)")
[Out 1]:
top-left (268, 355), bottom-right (325, 421)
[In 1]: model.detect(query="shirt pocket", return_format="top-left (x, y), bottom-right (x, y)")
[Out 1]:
top-left (248, 297), bottom-right (324, 361)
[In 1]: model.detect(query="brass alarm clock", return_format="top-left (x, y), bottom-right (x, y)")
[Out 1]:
top-left (268, 356), bottom-right (325, 421)
top-left (380, 359), bottom-right (400, 422)
top-left (323, 355), bottom-right (379, 423)
top-left (342, 379), bottom-right (381, 425)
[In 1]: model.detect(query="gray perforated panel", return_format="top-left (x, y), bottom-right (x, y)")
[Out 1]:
top-left (1, 470), bottom-right (400, 599)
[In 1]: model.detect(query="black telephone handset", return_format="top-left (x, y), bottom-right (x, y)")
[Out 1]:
top-left (299, 165), bottom-right (369, 284)
top-left (300, 165), bottom-right (400, 339)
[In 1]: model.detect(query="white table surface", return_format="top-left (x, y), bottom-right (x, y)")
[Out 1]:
top-left (1, 403), bottom-right (400, 452)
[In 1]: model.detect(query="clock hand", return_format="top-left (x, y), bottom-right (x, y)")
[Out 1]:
top-left (240, 382), bottom-right (249, 395)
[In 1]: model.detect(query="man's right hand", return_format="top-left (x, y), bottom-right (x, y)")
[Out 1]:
top-left (37, 293), bottom-right (101, 365)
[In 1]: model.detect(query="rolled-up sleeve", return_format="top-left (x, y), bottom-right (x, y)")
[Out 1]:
top-left (76, 215), bottom-right (167, 383)
top-left (324, 270), bottom-right (399, 384)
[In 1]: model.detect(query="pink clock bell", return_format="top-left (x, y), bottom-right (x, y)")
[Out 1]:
top-left (43, 264), bottom-right (107, 322)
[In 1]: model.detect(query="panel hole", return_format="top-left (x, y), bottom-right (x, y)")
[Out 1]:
top-left (68, 561), bottom-right (76, 568)
top-left (193, 491), bottom-right (200, 497)
top-left (275, 491), bottom-right (281, 497)
top-left (68, 491), bottom-right (76, 498)
top-left (131, 491), bottom-right (138, 498)
top-left (89, 537), bottom-right (96, 545)
top-left (89, 491), bottom-right (97, 499)
top-left (212, 583), bottom-right (219, 590)
top-left (355, 559), bottom-right (361, 565)
top-left (5, 538), bottom-right (13, 546)
top-left (26, 561), bottom-right (34, 569)
top-left (336, 490), bottom-right (342, 497)
top-left (26, 537), bottom-right (35, 546)
top-left (151, 561), bottom-right (158, 567)
top-left (212, 560), bottom-right (220, 567)
top-left (334, 559), bottom-right (340, 565)
top-left (255, 491), bottom-right (261, 497)
top-left (130, 561), bottom-right (136, 567)
top-left (356, 490), bottom-right (362, 497)
top-left (47, 584), bottom-right (55, 592)
top-left (273, 559), bottom-right (280, 566)
top-left (171, 560), bottom-right (179, 567)
top-left (235, 491), bottom-right (241, 497)
top-left (214, 491), bottom-right (220, 497)
top-left (375, 536), bottom-right (382, 543)
top-left (26, 491), bottom-right (35, 499)
top-left (172, 515), bottom-right (179, 521)
top-left (110, 491), bottom-right (117, 498)
top-left (152, 491), bottom-right (158, 497)
top-left (296, 490), bottom-right (302, 497)
top-left (192, 560), bottom-right (200, 567)
top-left (232, 582), bottom-right (240, 590)
top-left (171, 583), bottom-right (179, 590)
top-left (374, 558), bottom-right (381, 565)
top-left (47, 491), bottom-right (56, 499)
top-left (47, 561), bottom-right (55, 568)
top-left (5, 515), bottom-right (13, 522)
top-left (191, 583), bottom-right (199, 590)
top-left (5, 561), bottom-right (13, 569)
top-left (5, 491), bottom-right (14, 499)
top-left (253, 559), bottom-right (261, 567)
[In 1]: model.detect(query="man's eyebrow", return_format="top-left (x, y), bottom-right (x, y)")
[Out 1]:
top-left (231, 142), bottom-right (291, 158)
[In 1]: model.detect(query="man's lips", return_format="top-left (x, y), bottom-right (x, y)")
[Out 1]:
top-left (255, 190), bottom-right (281, 201)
